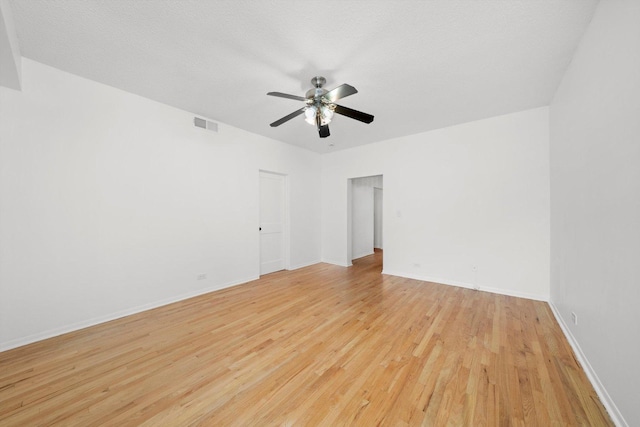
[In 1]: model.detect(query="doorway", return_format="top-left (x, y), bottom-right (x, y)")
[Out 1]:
top-left (259, 171), bottom-right (288, 275)
top-left (348, 175), bottom-right (383, 264)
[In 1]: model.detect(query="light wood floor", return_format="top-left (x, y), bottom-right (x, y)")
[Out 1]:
top-left (0, 251), bottom-right (612, 426)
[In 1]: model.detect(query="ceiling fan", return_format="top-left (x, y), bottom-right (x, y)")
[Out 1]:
top-left (267, 76), bottom-right (374, 138)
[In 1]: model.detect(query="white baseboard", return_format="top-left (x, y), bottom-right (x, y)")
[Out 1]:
top-left (381, 269), bottom-right (549, 302)
top-left (287, 260), bottom-right (321, 270)
top-left (321, 258), bottom-right (352, 267)
top-left (548, 302), bottom-right (627, 427)
top-left (0, 275), bottom-right (258, 353)
top-left (352, 251), bottom-right (374, 260)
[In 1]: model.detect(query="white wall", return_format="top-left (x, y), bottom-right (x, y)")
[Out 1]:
top-left (0, 59), bottom-right (321, 350)
top-left (323, 107), bottom-right (550, 300)
top-left (549, 1), bottom-right (640, 425)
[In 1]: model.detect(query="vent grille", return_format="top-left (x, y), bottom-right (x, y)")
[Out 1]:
top-left (194, 117), bottom-right (218, 132)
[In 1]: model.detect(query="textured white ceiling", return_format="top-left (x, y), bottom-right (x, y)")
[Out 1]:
top-left (8, 0), bottom-right (598, 153)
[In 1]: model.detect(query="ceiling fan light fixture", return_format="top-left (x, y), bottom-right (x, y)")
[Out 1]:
top-left (304, 105), bottom-right (317, 125)
top-left (321, 105), bottom-right (334, 121)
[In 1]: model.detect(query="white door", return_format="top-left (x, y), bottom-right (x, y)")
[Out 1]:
top-left (259, 171), bottom-right (286, 275)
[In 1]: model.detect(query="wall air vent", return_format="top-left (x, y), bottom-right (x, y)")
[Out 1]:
top-left (194, 117), bottom-right (218, 132)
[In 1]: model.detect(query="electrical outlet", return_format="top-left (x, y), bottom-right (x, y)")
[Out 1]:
top-left (197, 274), bottom-right (207, 280)
top-left (571, 312), bottom-right (578, 325)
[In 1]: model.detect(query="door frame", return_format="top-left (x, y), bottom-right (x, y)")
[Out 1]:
top-left (374, 186), bottom-right (383, 249)
top-left (258, 169), bottom-right (290, 275)
top-left (347, 174), bottom-right (383, 265)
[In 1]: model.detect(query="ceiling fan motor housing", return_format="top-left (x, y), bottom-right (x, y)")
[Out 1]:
top-left (306, 87), bottom-right (328, 100)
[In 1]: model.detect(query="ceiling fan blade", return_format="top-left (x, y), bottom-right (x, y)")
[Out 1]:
top-left (267, 92), bottom-right (307, 101)
top-left (323, 84), bottom-right (358, 103)
top-left (318, 124), bottom-right (330, 138)
top-left (334, 104), bottom-right (374, 124)
top-left (270, 108), bottom-right (306, 127)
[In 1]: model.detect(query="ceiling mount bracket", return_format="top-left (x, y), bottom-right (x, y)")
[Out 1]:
top-left (311, 76), bottom-right (326, 88)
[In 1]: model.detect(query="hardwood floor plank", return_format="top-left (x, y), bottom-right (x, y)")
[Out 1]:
top-left (0, 251), bottom-right (612, 426)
